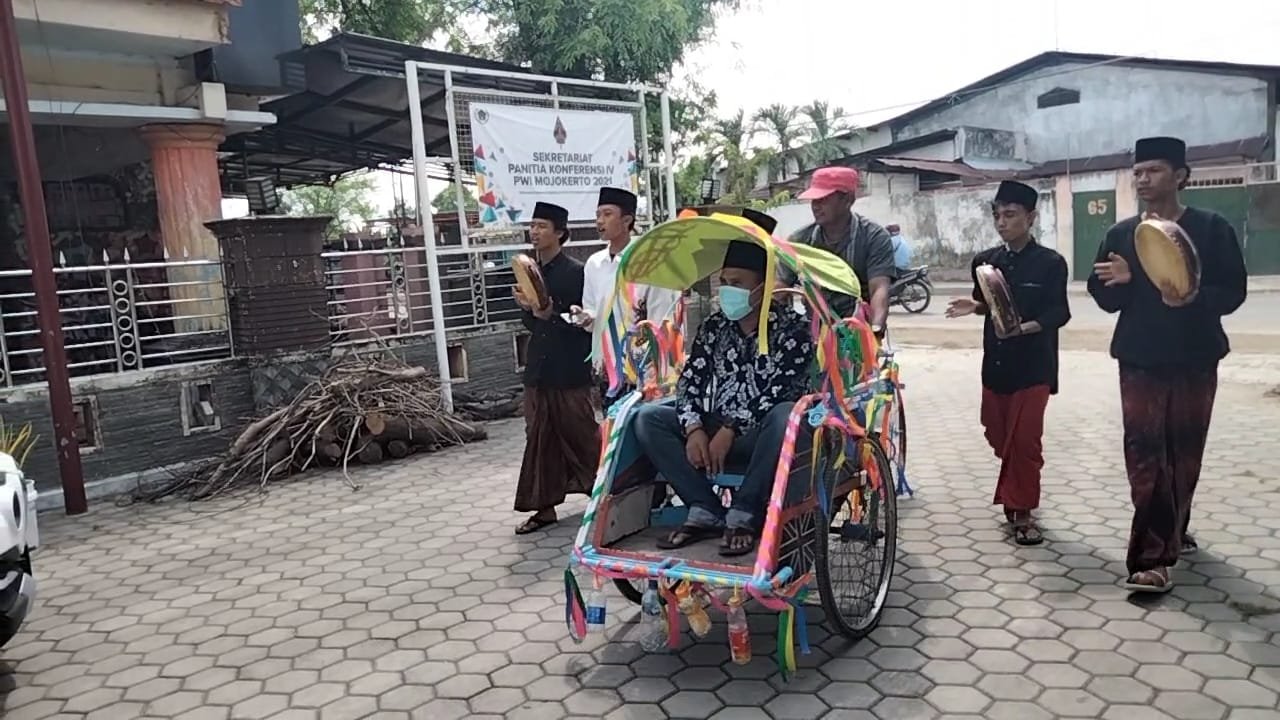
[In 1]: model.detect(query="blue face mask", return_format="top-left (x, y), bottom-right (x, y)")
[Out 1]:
top-left (718, 285), bottom-right (757, 321)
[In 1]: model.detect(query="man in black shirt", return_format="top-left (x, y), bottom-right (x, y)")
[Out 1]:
top-left (946, 180), bottom-right (1070, 546)
top-left (511, 202), bottom-right (599, 535)
top-left (1088, 136), bottom-right (1247, 593)
top-left (633, 231), bottom-right (813, 557)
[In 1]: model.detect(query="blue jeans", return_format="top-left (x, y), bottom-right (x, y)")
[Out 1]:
top-left (633, 402), bottom-right (795, 530)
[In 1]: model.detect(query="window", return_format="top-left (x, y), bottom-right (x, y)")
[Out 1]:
top-left (1037, 87), bottom-right (1080, 109)
top-left (1186, 176), bottom-right (1245, 188)
top-left (513, 333), bottom-right (530, 371)
top-left (73, 397), bottom-right (101, 452)
top-left (447, 344), bottom-right (469, 382)
top-left (181, 380), bottom-right (221, 436)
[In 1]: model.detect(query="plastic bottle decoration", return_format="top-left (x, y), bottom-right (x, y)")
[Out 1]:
top-left (640, 580), bottom-right (667, 652)
top-left (676, 582), bottom-right (712, 638)
top-left (727, 587), bottom-right (751, 665)
top-left (585, 576), bottom-right (608, 634)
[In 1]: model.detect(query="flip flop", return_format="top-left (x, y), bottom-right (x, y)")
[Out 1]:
top-left (719, 528), bottom-right (757, 558)
top-left (1122, 569), bottom-right (1174, 594)
top-left (657, 524), bottom-right (721, 550)
top-left (515, 515), bottom-right (557, 535)
top-left (1013, 523), bottom-right (1044, 546)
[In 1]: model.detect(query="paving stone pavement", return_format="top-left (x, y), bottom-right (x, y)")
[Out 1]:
top-left (3, 348), bottom-right (1279, 720)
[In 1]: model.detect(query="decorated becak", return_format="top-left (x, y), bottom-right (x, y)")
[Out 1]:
top-left (974, 264), bottom-right (1021, 339)
top-left (1135, 214), bottom-right (1201, 305)
top-left (512, 254), bottom-right (551, 310)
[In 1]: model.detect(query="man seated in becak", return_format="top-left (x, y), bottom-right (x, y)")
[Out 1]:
top-left (632, 239), bottom-right (814, 557)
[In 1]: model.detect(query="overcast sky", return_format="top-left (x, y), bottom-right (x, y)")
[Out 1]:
top-left (678, 0), bottom-right (1280, 127)
top-left (239, 0), bottom-right (1280, 217)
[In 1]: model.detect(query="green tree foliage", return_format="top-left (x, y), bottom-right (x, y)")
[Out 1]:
top-left (802, 100), bottom-right (855, 167)
top-left (281, 173), bottom-right (380, 239)
top-left (673, 155), bottom-right (711, 208)
top-left (473, 0), bottom-right (737, 84)
top-left (298, 0), bottom-right (460, 45)
top-left (753, 103), bottom-right (803, 182)
top-left (431, 186), bottom-right (479, 214)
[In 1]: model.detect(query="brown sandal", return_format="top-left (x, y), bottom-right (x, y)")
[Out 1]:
top-left (1007, 511), bottom-right (1044, 546)
top-left (657, 524), bottom-right (721, 549)
top-left (1122, 568), bottom-right (1173, 594)
top-left (515, 514), bottom-right (557, 535)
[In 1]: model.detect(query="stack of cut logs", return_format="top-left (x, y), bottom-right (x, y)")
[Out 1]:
top-left (143, 356), bottom-right (488, 501)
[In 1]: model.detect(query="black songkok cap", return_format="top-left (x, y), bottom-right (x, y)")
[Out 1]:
top-left (597, 187), bottom-right (638, 216)
top-left (741, 208), bottom-right (778, 235)
top-left (1134, 136), bottom-right (1188, 169)
top-left (531, 201), bottom-right (569, 229)
top-left (722, 240), bottom-right (767, 274)
top-left (994, 180), bottom-right (1038, 211)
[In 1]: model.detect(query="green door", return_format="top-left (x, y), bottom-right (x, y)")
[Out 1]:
top-left (1072, 190), bottom-right (1116, 281)
top-left (1246, 185), bottom-right (1280, 274)
top-left (1184, 186), bottom-right (1248, 250)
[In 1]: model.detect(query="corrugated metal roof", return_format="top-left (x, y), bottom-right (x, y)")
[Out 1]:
top-left (1018, 135), bottom-right (1270, 179)
top-left (870, 157), bottom-right (1013, 180)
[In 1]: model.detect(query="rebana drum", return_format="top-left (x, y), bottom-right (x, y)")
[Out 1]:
top-left (974, 264), bottom-right (1021, 338)
top-left (511, 254), bottom-right (551, 310)
top-left (1135, 215), bottom-right (1201, 305)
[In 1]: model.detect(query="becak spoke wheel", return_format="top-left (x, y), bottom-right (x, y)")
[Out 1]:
top-left (884, 391), bottom-right (907, 494)
top-left (815, 438), bottom-right (897, 639)
top-left (614, 578), bottom-right (646, 604)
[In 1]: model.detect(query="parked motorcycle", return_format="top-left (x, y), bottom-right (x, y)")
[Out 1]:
top-left (0, 453), bottom-right (37, 649)
top-left (890, 266), bottom-right (933, 314)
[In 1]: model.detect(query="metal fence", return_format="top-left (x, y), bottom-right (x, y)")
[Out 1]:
top-left (0, 254), bottom-right (231, 387)
top-left (323, 237), bottom-right (606, 346)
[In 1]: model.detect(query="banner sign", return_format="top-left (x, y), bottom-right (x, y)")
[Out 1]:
top-left (469, 103), bottom-right (639, 226)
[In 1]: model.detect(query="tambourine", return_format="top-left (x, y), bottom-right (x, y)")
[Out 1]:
top-left (975, 264), bottom-right (1021, 339)
top-left (511, 254), bottom-right (551, 310)
top-left (1135, 215), bottom-right (1200, 304)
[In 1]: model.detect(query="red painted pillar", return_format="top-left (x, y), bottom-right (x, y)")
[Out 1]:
top-left (139, 123), bottom-right (226, 333)
top-left (0, 0), bottom-right (85, 513)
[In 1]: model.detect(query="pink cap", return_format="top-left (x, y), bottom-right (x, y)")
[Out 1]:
top-left (799, 166), bottom-right (860, 200)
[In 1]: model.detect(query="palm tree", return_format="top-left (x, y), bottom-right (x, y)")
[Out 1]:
top-left (753, 103), bottom-right (804, 183)
top-left (802, 100), bottom-right (855, 167)
top-left (709, 110), bottom-right (760, 203)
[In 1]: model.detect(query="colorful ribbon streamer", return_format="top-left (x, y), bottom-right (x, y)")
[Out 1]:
top-left (564, 568), bottom-right (587, 643)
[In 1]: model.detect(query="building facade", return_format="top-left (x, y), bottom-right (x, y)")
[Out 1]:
top-left (763, 53), bottom-right (1280, 279)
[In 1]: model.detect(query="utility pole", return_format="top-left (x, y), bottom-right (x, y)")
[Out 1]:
top-left (0, 0), bottom-right (87, 514)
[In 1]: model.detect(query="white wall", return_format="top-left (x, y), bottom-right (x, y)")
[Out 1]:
top-left (836, 126), bottom-right (893, 156)
top-left (896, 62), bottom-right (1270, 162)
top-left (771, 177), bottom-right (1062, 278)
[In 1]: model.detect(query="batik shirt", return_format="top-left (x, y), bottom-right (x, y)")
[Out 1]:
top-left (676, 307), bottom-right (814, 433)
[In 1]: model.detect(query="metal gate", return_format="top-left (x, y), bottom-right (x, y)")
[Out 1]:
top-left (404, 62), bottom-right (674, 410)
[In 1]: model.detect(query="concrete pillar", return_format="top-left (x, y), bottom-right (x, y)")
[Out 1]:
top-left (139, 123), bottom-right (226, 333)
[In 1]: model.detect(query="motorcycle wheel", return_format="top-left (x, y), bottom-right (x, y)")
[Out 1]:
top-left (900, 281), bottom-right (931, 314)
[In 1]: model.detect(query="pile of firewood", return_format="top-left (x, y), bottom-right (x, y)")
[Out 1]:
top-left (138, 357), bottom-right (487, 502)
